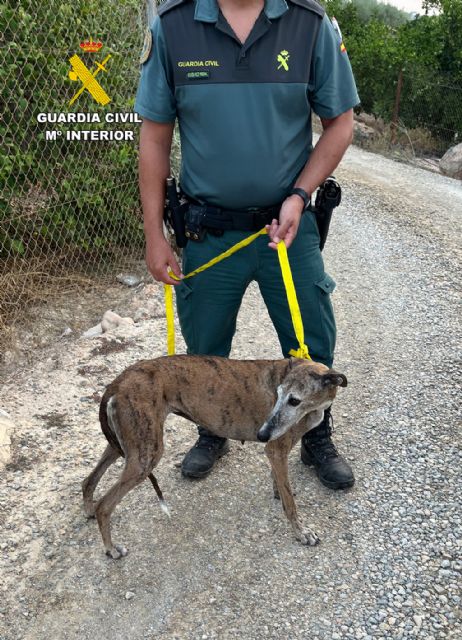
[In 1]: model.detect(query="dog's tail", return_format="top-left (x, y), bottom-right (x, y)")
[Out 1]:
top-left (100, 393), bottom-right (125, 457)
top-left (148, 473), bottom-right (171, 518)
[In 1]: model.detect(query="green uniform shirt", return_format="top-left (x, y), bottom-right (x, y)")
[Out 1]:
top-left (135, 0), bottom-right (360, 209)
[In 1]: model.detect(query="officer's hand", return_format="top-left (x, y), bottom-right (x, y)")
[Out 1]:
top-left (266, 196), bottom-right (304, 250)
top-left (146, 236), bottom-right (183, 285)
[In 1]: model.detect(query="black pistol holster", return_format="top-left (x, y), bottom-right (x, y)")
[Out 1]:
top-left (312, 177), bottom-right (342, 251)
top-left (164, 176), bottom-right (188, 249)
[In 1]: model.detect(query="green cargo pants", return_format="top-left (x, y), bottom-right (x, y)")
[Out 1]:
top-left (176, 210), bottom-right (336, 367)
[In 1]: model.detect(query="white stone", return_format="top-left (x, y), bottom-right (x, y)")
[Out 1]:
top-left (81, 323), bottom-right (103, 338)
top-left (353, 121), bottom-right (378, 146)
top-left (101, 310), bottom-right (134, 333)
top-left (116, 273), bottom-right (142, 287)
top-left (440, 143), bottom-right (462, 180)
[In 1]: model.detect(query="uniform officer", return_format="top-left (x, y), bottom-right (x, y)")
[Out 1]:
top-left (135, 0), bottom-right (360, 489)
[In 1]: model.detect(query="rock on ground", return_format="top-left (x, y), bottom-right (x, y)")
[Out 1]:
top-left (440, 142), bottom-right (462, 180)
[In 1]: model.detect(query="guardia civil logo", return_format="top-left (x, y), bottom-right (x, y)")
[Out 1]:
top-left (277, 50), bottom-right (290, 71)
top-left (68, 38), bottom-right (112, 106)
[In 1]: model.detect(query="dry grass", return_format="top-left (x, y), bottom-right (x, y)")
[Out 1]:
top-left (354, 116), bottom-right (445, 159)
top-left (0, 256), bottom-right (95, 340)
top-left (0, 251), bottom-right (144, 364)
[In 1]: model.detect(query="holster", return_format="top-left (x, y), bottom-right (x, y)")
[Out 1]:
top-left (312, 177), bottom-right (342, 251)
top-left (164, 177), bottom-right (188, 248)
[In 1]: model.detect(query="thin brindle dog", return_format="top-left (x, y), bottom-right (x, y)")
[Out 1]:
top-left (82, 355), bottom-right (347, 558)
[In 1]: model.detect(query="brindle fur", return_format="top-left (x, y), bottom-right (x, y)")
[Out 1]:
top-left (82, 355), bottom-right (347, 558)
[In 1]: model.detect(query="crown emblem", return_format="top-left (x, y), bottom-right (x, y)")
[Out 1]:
top-left (79, 37), bottom-right (103, 53)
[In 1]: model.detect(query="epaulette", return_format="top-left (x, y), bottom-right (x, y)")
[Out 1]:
top-left (157, 0), bottom-right (190, 17)
top-left (289, 0), bottom-right (325, 18)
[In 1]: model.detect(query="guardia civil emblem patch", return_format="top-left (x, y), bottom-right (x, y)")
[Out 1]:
top-left (140, 27), bottom-right (152, 64)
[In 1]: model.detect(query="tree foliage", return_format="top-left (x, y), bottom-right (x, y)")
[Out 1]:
top-left (324, 0), bottom-right (462, 150)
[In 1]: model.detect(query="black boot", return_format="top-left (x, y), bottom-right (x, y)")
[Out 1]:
top-left (301, 407), bottom-right (355, 490)
top-left (181, 427), bottom-right (230, 479)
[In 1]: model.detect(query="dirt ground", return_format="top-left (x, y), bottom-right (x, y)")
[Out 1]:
top-left (0, 145), bottom-right (461, 640)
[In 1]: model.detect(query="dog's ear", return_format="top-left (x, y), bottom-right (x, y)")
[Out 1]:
top-left (288, 357), bottom-right (305, 370)
top-left (323, 371), bottom-right (348, 387)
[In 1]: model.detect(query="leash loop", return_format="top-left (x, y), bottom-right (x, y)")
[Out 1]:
top-left (276, 241), bottom-right (311, 360)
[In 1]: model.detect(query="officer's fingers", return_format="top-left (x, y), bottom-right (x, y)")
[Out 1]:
top-left (272, 219), bottom-right (291, 245)
top-left (167, 254), bottom-right (183, 279)
top-left (286, 216), bottom-right (301, 242)
top-left (283, 226), bottom-right (298, 249)
top-left (148, 260), bottom-right (181, 285)
top-left (270, 218), bottom-right (278, 232)
top-left (159, 266), bottom-right (182, 286)
top-left (265, 219), bottom-right (279, 239)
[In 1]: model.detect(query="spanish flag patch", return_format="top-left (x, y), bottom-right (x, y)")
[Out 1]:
top-left (340, 42), bottom-right (347, 53)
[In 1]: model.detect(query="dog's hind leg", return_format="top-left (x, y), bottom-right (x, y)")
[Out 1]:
top-left (265, 438), bottom-right (320, 546)
top-left (82, 444), bottom-right (120, 518)
top-left (95, 455), bottom-right (155, 559)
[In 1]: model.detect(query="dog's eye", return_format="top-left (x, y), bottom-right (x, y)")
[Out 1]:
top-left (288, 396), bottom-right (301, 407)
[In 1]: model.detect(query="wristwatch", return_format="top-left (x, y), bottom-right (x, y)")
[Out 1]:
top-left (288, 187), bottom-right (311, 210)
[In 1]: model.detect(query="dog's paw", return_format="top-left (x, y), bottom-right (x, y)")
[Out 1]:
top-left (106, 544), bottom-right (129, 559)
top-left (83, 503), bottom-right (96, 519)
top-left (296, 528), bottom-right (320, 547)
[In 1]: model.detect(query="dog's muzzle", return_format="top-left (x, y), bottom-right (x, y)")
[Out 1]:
top-left (257, 420), bottom-right (276, 443)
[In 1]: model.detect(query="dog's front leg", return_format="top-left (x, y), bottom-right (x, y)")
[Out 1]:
top-left (265, 439), bottom-right (320, 546)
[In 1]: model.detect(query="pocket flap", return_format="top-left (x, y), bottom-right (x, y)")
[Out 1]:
top-left (315, 273), bottom-right (336, 294)
top-left (177, 279), bottom-right (193, 300)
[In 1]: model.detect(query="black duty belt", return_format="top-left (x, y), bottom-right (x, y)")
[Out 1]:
top-left (185, 200), bottom-right (282, 235)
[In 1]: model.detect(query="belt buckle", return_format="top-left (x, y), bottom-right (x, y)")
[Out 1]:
top-left (252, 208), bottom-right (271, 229)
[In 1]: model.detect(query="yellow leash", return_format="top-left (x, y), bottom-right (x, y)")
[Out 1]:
top-left (164, 282), bottom-right (175, 357)
top-left (276, 240), bottom-right (311, 360)
top-left (164, 227), bottom-right (311, 360)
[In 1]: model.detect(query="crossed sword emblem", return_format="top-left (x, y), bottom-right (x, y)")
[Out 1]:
top-left (68, 54), bottom-right (112, 106)
top-left (277, 50), bottom-right (290, 71)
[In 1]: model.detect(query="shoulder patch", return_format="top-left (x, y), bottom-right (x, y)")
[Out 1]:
top-left (330, 16), bottom-right (343, 43)
top-left (289, 0), bottom-right (325, 18)
top-left (157, 0), bottom-right (190, 17)
top-left (139, 27), bottom-right (152, 64)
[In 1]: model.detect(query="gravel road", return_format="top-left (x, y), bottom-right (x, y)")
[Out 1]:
top-left (0, 146), bottom-right (461, 640)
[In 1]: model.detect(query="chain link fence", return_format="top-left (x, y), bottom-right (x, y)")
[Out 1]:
top-left (0, 0), bottom-right (159, 353)
top-left (1, 1), bottom-right (460, 355)
top-left (353, 69), bottom-right (462, 166)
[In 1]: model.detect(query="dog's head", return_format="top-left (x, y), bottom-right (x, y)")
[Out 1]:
top-left (257, 359), bottom-right (347, 443)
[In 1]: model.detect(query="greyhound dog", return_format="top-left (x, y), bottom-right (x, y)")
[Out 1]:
top-left (82, 355), bottom-right (347, 558)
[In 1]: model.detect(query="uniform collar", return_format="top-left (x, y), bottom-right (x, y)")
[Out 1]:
top-left (194, 0), bottom-right (288, 23)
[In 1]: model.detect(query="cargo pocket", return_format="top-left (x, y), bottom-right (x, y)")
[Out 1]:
top-left (314, 273), bottom-right (337, 358)
top-left (175, 279), bottom-right (196, 353)
top-left (315, 273), bottom-right (336, 295)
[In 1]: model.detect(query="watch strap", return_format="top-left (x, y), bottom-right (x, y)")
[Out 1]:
top-left (288, 187), bottom-right (311, 210)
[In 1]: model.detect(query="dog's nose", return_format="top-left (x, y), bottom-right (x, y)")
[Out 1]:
top-left (257, 425), bottom-right (271, 442)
